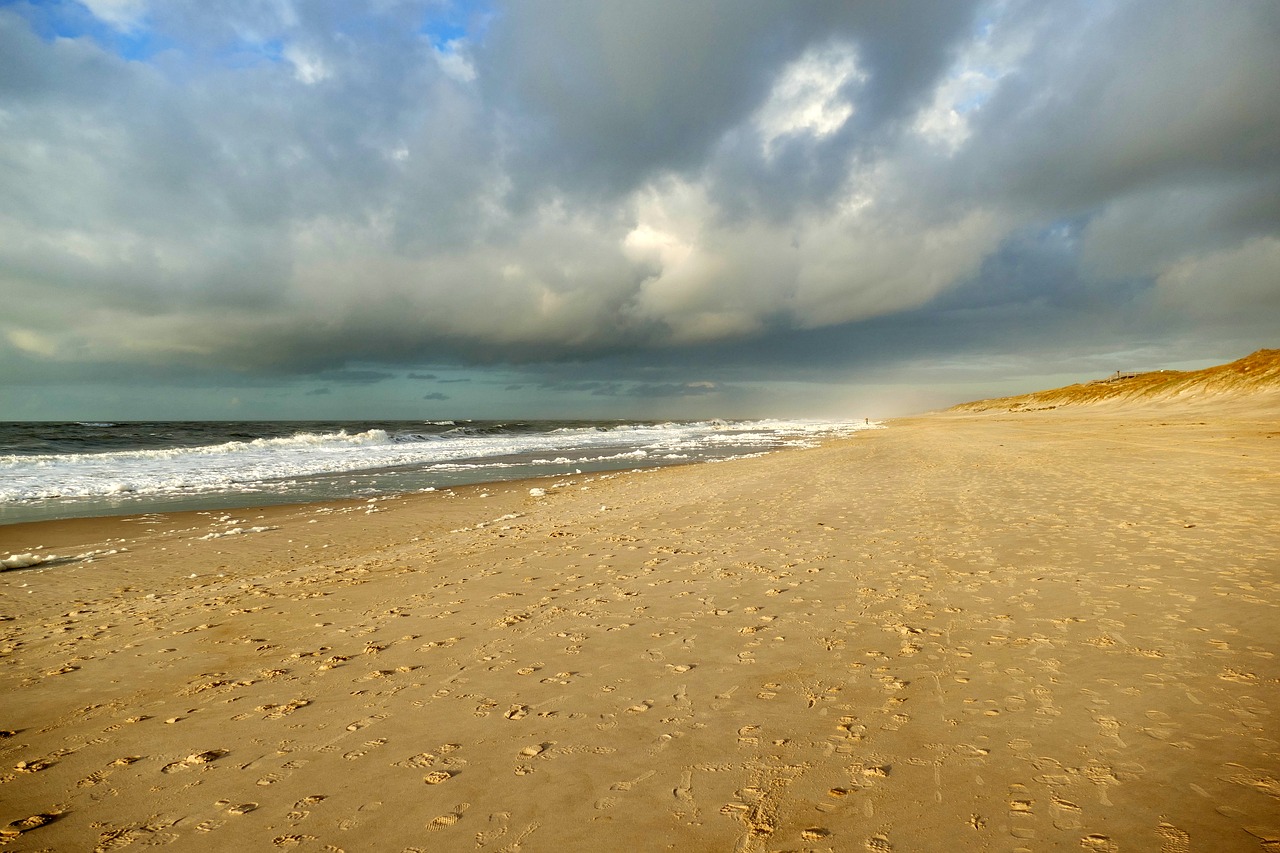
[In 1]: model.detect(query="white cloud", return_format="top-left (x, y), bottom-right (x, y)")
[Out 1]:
top-left (789, 205), bottom-right (1007, 327)
top-left (616, 163), bottom-right (1007, 346)
top-left (433, 39), bottom-right (477, 84)
top-left (913, 9), bottom-right (1030, 151)
top-left (754, 43), bottom-right (864, 157)
top-left (284, 45), bottom-right (332, 84)
top-left (79, 0), bottom-right (148, 31)
top-left (622, 179), bottom-right (702, 280)
top-left (914, 67), bottom-right (996, 151)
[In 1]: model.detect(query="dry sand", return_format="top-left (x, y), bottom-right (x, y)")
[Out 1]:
top-left (1, 405), bottom-right (1278, 851)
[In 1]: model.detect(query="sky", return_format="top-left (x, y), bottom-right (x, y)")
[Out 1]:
top-left (1, 0), bottom-right (1277, 421)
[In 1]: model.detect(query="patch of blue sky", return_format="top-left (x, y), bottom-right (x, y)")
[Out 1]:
top-left (944, 3), bottom-right (1016, 116)
top-left (3, 0), bottom-right (173, 60)
top-left (418, 0), bottom-right (493, 48)
top-left (1039, 217), bottom-right (1085, 247)
top-left (952, 84), bottom-right (994, 115)
top-left (971, 10), bottom-right (998, 40)
top-left (212, 35), bottom-right (286, 71)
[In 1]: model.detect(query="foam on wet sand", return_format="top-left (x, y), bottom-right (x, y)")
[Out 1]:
top-left (0, 402), bottom-right (1277, 851)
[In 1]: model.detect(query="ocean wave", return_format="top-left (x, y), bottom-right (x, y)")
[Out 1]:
top-left (0, 419), bottom-right (877, 505)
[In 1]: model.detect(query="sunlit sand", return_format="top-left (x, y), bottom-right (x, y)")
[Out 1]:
top-left (2, 356), bottom-right (1277, 851)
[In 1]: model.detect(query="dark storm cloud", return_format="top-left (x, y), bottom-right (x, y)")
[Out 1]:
top-left (477, 1), bottom-right (981, 197)
top-left (0, 0), bottom-right (1276, 408)
top-left (531, 378), bottom-right (722, 399)
top-left (622, 382), bottom-right (721, 399)
top-left (966, 2), bottom-right (1280, 212)
top-left (315, 369), bottom-right (396, 384)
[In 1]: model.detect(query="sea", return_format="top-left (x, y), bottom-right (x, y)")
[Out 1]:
top-left (0, 419), bottom-right (878, 526)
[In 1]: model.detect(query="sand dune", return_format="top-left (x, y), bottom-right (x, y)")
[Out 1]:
top-left (953, 348), bottom-right (1280, 413)
top-left (1, 379), bottom-right (1277, 850)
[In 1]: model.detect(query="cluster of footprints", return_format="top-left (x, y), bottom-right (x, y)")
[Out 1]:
top-left (2, 418), bottom-right (1277, 851)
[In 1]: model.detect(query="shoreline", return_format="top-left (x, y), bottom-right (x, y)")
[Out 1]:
top-left (0, 418), bottom-right (876, 529)
top-left (0, 464), bottom-right (657, 577)
top-left (2, 406), bottom-right (1277, 850)
top-left (0, 460), bottom-right (682, 537)
top-left (0, 455), bottom-right (704, 531)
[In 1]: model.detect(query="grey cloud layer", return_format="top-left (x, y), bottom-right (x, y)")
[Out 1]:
top-left (1, 0), bottom-right (1276, 385)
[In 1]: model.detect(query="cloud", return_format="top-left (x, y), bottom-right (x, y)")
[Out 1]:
top-left (965, 2), bottom-right (1280, 213)
top-left (1154, 236), bottom-right (1280, 322)
top-left (752, 42), bottom-right (864, 159)
top-left (80, 0), bottom-right (148, 31)
top-left (422, 391), bottom-right (450, 400)
top-left (431, 38), bottom-right (476, 84)
top-left (284, 44), bottom-right (332, 84)
top-left (315, 369), bottom-right (396, 384)
top-left (623, 381), bottom-right (721, 399)
top-left (0, 0), bottom-right (1276, 411)
top-left (530, 378), bottom-right (724, 399)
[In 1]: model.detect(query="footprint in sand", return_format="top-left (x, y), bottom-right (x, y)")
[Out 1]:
top-left (475, 812), bottom-right (510, 846)
top-left (345, 714), bottom-right (387, 732)
top-left (1009, 796), bottom-right (1034, 816)
top-left (77, 769), bottom-right (109, 788)
top-left (1, 814), bottom-right (57, 839)
top-left (426, 803), bottom-right (470, 831)
top-left (539, 671), bottom-right (575, 685)
top-left (13, 759), bottom-right (54, 774)
top-left (1154, 821), bottom-right (1192, 853)
top-left (271, 834), bottom-right (317, 847)
top-left (343, 738), bottom-right (387, 760)
top-left (611, 770), bottom-right (655, 792)
top-left (160, 750), bottom-right (225, 774)
top-left (1050, 796), bottom-right (1082, 829)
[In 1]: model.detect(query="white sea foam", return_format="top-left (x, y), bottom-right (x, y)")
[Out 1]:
top-left (1, 548), bottom-right (123, 570)
top-left (197, 526), bottom-right (279, 540)
top-left (0, 419), bottom-right (877, 506)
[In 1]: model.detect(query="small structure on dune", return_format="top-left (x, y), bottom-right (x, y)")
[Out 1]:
top-left (948, 349), bottom-right (1280, 413)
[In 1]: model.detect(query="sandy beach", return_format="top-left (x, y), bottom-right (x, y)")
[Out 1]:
top-left (2, 404), bottom-right (1278, 851)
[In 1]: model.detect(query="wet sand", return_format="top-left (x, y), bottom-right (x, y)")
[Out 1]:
top-left (1, 406), bottom-right (1277, 851)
